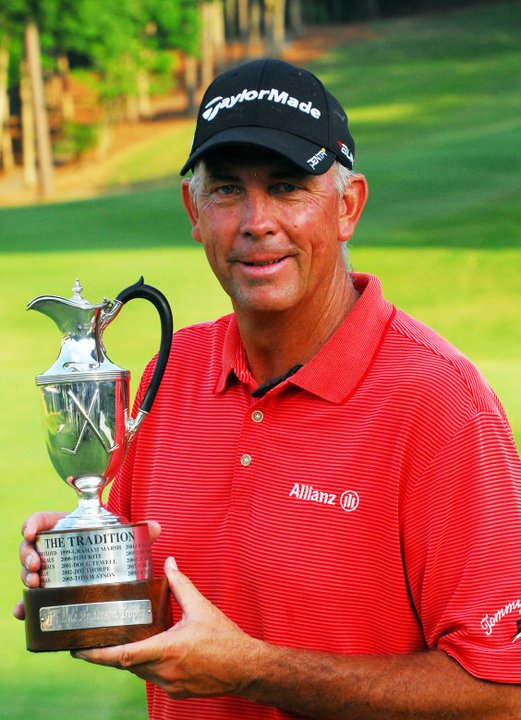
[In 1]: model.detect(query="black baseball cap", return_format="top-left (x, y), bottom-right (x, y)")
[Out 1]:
top-left (180, 58), bottom-right (355, 176)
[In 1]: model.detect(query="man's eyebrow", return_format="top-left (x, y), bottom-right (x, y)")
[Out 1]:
top-left (205, 169), bottom-right (241, 182)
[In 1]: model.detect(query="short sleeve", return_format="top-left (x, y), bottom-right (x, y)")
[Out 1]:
top-left (402, 411), bottom-right (521, 682)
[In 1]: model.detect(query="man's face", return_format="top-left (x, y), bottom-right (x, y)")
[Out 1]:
top-left (182, 148), bottom-right (365, 321)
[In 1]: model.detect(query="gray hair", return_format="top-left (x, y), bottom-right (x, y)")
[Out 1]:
top-left (332, 163), bottom-right (357, 197)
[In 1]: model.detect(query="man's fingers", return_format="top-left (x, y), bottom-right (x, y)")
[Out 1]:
top-left (20, 566), bottom-right (41, 589)
top-left (73, 633), bottom-right (164, 669)
top-left (13, 599), bottom-right (26, 621)
top-left (19, 538), bottom-right (42, 589)
top-left (20, 539), bottom-right (40, 570)
top-left (21, 512), bottom-right (65, 542)
top-left (19, 512), bottom-right (67, 590)
top-left (147, 520), bottom-right (162, 544)
top-left (164, 557), bottom-right (207, 619)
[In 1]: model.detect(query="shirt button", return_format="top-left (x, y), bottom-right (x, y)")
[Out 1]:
top-left (252, 410), bottom-right (264, 423)
top-left (241, 454), bottom-right (252, 467)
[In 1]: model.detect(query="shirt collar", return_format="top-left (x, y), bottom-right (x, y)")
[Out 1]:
top-left (215, 314), bottom-right (251, 393)
top-left (214, 273), bottom-right (395, 404)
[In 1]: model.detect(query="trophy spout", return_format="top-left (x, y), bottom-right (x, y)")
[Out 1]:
top-left (27, 279), bottom-right (107, 337)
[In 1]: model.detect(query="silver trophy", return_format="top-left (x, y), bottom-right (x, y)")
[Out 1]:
top-left (23, 277), bottom-right (173, 652)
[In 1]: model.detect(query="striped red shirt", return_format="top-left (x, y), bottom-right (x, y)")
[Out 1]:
top-left (109, 273), bottom-right (521, 720)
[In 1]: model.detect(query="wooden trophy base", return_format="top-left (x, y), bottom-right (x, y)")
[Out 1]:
top-left (24, 577), bottom-right (171, 652)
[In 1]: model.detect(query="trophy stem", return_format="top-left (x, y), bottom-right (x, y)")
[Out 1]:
top-left (54, 502), bottom-right (123, 530)
top-left (52, 474), bottom-right (125, 530)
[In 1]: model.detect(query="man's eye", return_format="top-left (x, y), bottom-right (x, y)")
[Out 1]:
top-left (272, 182), bottom-right (298, 194)
top-left (215, 184), bottom-right (239, 195)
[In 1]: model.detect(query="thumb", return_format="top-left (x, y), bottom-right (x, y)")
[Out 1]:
top-left (164, 556), bottom-right (207, 618)
top-left (147, 520), bottom-right (161, 544)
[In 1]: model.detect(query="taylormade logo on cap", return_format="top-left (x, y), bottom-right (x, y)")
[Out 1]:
top-left (202, 87), bottom-right (322, 122)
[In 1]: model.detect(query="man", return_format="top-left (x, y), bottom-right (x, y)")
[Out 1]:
top-left (16, 59), bottom-right (521, 718)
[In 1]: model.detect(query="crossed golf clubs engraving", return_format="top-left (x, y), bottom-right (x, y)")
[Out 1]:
top-left (61, 388), bottom-right (118, 455)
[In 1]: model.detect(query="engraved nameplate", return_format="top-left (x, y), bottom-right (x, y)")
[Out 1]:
top-left (40, 599), bottom-right (152, 632)
top-left (36, 524), bottom-right (151, 588)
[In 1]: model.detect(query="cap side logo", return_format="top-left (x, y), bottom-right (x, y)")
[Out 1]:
top-left (307, 148), bottom-right (328, 169)
top-left (202, 87), bottom-right (322, 122)
top-left (337, 140), bottom-right (354, 165)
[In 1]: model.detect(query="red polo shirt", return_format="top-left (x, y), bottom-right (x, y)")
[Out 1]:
top-left (109, 273), bottom-right (521, 720)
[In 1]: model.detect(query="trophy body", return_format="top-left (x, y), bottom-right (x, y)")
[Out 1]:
top-left (23, 278), bottom-right (173, 652)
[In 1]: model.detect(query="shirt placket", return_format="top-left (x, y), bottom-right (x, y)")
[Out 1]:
top-left (230, 397), bottom-right (268, 513)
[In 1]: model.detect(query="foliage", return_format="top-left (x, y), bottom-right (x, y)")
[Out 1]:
top-left (1, 0), bottom-right (200, 97)
top-left (0, 0), bottom-right (26, 85)
top-left (53, 120), bottom-right (99, 163)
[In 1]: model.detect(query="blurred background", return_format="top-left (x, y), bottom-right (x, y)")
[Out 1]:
top-left (1, 1), bottom-right (520, 718)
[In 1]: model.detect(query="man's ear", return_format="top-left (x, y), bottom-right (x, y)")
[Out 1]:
top-left (338, 174), bottom-right (368, 242)
top-left (181, 179), bottom-right (202, 244)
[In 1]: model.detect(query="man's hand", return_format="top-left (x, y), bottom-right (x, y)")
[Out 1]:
top-left (72, 556), bottom-right (260, 699)
top-left (13, 511), bottom-right (67, 620)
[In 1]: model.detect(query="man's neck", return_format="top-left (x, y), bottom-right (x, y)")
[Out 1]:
top-left (235, 278), bottom-right (360, 388)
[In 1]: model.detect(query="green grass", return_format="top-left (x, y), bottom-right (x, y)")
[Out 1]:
top-left (1, 3), bottom-right (520, 718)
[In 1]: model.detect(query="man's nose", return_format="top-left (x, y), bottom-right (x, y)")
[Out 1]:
top-left (240, 190), bottom-right (277, 238)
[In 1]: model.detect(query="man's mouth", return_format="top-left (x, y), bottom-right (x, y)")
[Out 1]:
top-left (243, 258), bottom-right (283, 266)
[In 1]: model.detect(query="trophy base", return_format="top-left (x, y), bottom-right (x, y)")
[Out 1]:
top-left (24, 577), bottom-right (171, 652)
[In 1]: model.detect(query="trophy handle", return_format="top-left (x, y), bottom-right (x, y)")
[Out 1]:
top-left (115, 277), bottom-right (173, 436)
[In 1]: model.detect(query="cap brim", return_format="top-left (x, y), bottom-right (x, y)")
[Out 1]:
top-left (180, 126), bottom-right (336, 176)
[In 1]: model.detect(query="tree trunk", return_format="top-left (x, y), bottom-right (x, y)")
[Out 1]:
top-left (238, 0), bottom-right (249, 44)
top-left (225, 0), bottom-right (237, 39)
top-left (57, 54), bottom-right (75, 121)
top-left (21, 62), bottom-right (37, 188)
top-left (249, 0), bottom-right (262, 55)
top-left (137, 69), bottom-right (152, 119)
top-left (0, 42), bottom-right (15, 173)
top-left (184, 55), bottom-right (198, 116)
top-left (264, 0), bottom-right (275, 54)
top-left (288, 0), bottom-right (303, 37)
top-left (201, 3), bottom-right (215, 91)
top-left (212, 1), bottom-right (226, 74)
top-left (272, 0), bottom-right (286, 55)
top-left (25, 22), bottom-right (54, 196)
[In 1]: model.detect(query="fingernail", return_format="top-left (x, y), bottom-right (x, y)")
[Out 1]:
top-left (166, 556), bottom-right (178, 572)
top-left (25, 554), bottom-right (35, 570)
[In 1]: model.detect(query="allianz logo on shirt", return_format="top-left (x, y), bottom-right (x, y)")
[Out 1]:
top-left (289, 483), bottom-right (360, 513)
top-left (202, 88), bottom-right (322, 122)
